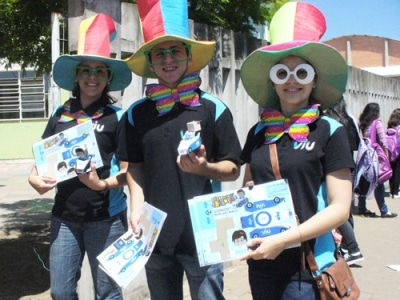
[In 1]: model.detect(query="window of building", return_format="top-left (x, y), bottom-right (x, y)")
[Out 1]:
top-left (0, 70), bottom-right (49, 120)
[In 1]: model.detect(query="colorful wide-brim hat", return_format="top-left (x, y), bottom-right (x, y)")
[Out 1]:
top-left (125, 0), bottom-right (216, 78)
top-left (53, 14), bottom-right (132, 92)
top-left (240, 2), bottom-right (348, 110)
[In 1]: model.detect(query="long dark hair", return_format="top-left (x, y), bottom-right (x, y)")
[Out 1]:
top-left (325, 97), bottom-right (360, 151)
top-left (72, 84), bottom-right (116, 106)
top-left (324, 97), bottom-right (352, 129)
top-left (359, 102), bottom-right (380, 133)
top-left (387, 108), bottom-right (400, 129)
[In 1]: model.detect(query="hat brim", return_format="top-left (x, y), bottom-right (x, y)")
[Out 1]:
top-left (240, 41), bottom-right (348, 110)
top-left (53, 55), bottom-right (132, 91)
top-left (125, 35), bottom-right (216, 78)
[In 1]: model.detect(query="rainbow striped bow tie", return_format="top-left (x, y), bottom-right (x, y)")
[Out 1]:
top-left (258, 104), bottom-right (320, 144)
top-left (146, 73), bottom-right (202, 116)
top-left (58, 99), bottom-right (103, 124)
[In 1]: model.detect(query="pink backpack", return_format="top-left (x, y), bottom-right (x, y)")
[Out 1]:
top-left (386, 126), bottom-right (400, 162)
top-left (370, 120), bottom-right (392, 184)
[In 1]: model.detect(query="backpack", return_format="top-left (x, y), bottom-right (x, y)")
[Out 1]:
top-left (351, 116), bottom-right (380, 197)
top-left (370, 120), bottom-right (393, 184)
top-left (354, 137), bottom-right (379, 197)
top-left (386, 126), bottom-right (400, 162)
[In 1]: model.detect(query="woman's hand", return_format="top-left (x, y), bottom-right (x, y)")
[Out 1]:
top-left (28, 165), bottom-right (57, 195)
top-left (77, 162), bottom-right (107, 191)
top-left (240, 234), bottom-right (287, 261)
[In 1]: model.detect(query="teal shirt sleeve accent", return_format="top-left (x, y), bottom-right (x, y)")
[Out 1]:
top-left (200, 91), bottom-right (228, 192)
top-left (314, 181), bottom-right (336, 270)
top-left (322, 115), bottom-right (343, 135)
top-left (211, 180), bottom-right (221, 193)
top-left (107, 153), bottom-right (127, 217)
top-left (52, 104), bottom-right (64, 117)
top-left (200, 91), bottom-right (226, 121)
top-left (107, 104), bottom-right (126, 121)
top-left (127, 97), bottom-right (147, 126)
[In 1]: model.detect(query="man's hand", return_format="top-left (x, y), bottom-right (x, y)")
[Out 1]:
top-left (176, 144), bottom-right (208, 176)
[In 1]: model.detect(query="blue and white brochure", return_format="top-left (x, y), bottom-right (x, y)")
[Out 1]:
top-left (97, 202), bottom-right (167, 288)
top-left (32, 121), bottom-right (103, 182)
top-left (188, 179), bottom-right (299, 267)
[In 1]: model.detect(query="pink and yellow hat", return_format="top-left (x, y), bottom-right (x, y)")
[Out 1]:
top-left (53, 14), bottom-right (132, 91)
top-left (126, 0), bottom-right (216, 78)
top-left (240, 2), bottom-right (348, 110)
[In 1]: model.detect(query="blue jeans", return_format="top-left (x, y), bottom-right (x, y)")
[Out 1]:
top-left (50, 213), bottom-right (127, 300)
top-left (249, 266), bottom-right (320, 300)
top-left (358, 183), bottom-right (388, 214)
top-left (145, 253), bottom-right (225, 300)
top-left (338, 214), bottom-right (360, 253)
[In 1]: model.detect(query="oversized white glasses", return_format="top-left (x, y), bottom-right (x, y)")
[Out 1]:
top-left (269, 63), bottom-right (315, 84)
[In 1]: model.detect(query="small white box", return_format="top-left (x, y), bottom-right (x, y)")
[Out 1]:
top-left (187, 121), bottom-right (201, 132)
top-left (76, 158), bottom-right (91, 174)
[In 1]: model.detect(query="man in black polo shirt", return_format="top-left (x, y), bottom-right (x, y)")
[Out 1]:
top-left (117, 1), bottom-right (242, 299)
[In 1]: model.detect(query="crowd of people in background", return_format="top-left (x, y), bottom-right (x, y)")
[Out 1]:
top-left (355, 103), bottom-right (398, 218)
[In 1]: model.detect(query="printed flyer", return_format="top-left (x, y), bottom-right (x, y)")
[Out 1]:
top-left (97, 202), bottom-right (167, 288)
top-left (32, 121), bottom-right (103, 182)
top-left (188, 179), bottom-right (299, 267)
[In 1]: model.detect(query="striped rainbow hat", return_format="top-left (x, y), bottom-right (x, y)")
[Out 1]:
top-left (53, 14), bottom-right (132, 91)
top-left (126, 0), bottom-right (216, 78)
top-left (240, 2), bottom-right (348, 110)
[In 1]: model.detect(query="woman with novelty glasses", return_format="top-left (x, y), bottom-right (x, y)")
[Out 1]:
top-left (238, 3), bottom-right (355, 298)
top-left (28, 14), bottom-right (132, 299)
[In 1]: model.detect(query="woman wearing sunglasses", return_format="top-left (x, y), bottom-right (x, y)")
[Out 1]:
top-left (28, 14), bottom-right (132, 299)
top-left (238, 3), bottom-right (355, 300)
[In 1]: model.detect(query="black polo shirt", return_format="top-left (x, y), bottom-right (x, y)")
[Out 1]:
top-left (42, 98), bottom-right (127, 222)
top-left (118, 90), bottom-right (242, 255)
top-left (241, 115), bottom-right (354, 278)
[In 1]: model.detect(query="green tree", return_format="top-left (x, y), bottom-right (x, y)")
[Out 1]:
top-left (0, 0), bottom-right (67, 75)
top-left (188, 0), bottom-right (289, 34)
top-left (0, 0), bottom-right (287, 74)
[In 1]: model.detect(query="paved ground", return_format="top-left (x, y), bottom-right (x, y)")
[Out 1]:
top-left (1, 160), bottom-right (400, 299)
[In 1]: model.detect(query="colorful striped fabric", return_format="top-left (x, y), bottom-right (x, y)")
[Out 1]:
top-left (58, 99), bottom-right (103, 124)
top-left (260, 104), bottom-right (320, 144)
top-left (146, 73), bottom-right (201, 116)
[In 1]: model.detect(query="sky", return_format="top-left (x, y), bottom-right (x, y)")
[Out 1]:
top-left (303, 0), bottom-right (400, 41)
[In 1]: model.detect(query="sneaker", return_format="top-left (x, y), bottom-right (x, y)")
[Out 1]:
top-left (358, 209), bottom-right (378, 218)
top-left (392, 194), bottom-right (400, 199)
top-left (337, 247), bottom-right (348, 258)
top-left (381, 211), bottom-right (398, 218)
top-left (344, 252), bottom-right (364, 265)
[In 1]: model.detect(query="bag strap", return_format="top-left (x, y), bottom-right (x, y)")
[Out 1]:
top-left (370, 120), bottom-right (378, 144)
top-left (269, 144), bottom-right (282, 180)
top-left (349, 114), bottom-right (363, 140)
top-left (302, 237), bottom-right (320, 275)
top-left (268, 143), bottom-right (310, 272)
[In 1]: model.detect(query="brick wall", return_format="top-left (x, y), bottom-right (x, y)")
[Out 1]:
top-left (326, 35), bottom-right (400, 68)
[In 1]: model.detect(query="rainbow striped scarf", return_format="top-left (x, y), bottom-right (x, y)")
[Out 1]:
top-left (146, 73), bottom-right (201, 116)
top-left (58, 99), bottom-right (104, 124)
top-left (259, 104), bottom-right (320, 144)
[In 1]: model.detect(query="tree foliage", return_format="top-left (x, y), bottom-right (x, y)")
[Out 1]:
top-left (188, 0), bottom-right (289, 34)
top-left (0, 0), bottom-right (67, 75)
top-left (0, 0), bottom-right (287, 74)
